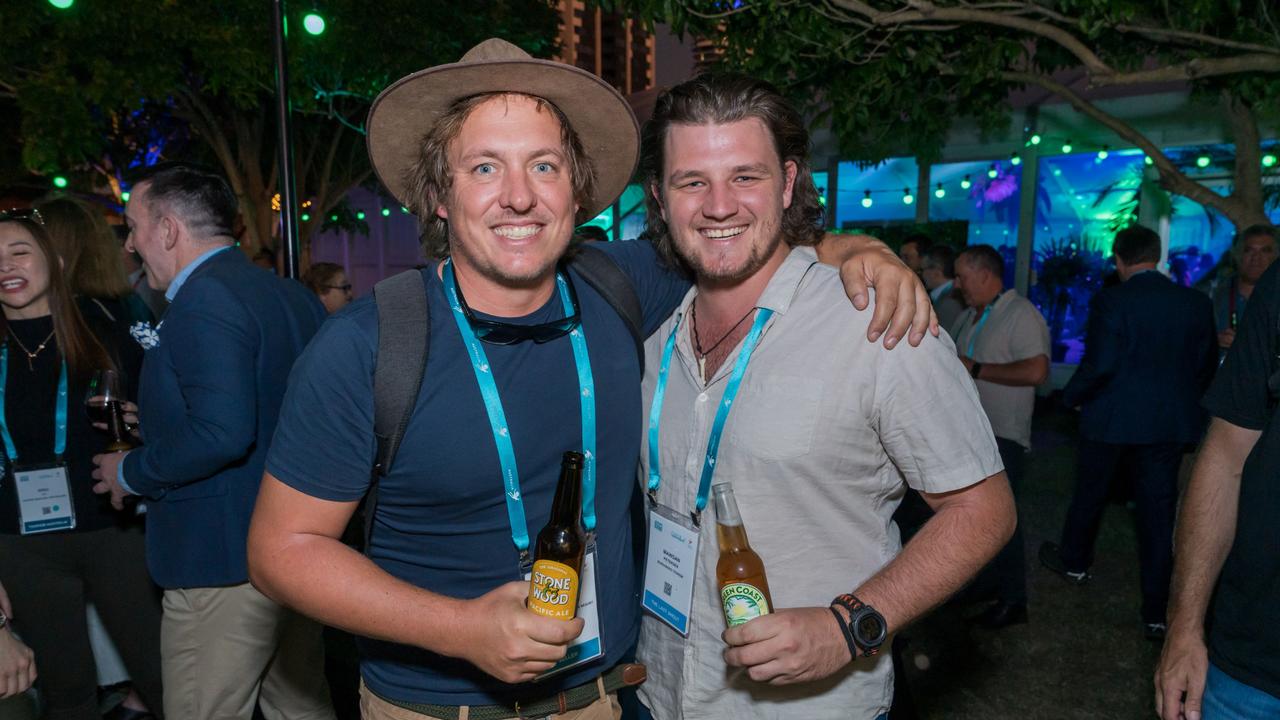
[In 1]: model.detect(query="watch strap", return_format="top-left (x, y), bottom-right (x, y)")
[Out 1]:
top-left (828, 606), bottom-right (859, 662)
top-left (970, 361), bottom-right (983, 379)
top-left (831, 593), bottom-right (882, 657)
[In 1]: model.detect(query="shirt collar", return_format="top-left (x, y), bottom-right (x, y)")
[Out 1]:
top-left (165, 245), bottom-right (233, 302)
top-left (930, 280), bottom-right (953, 302)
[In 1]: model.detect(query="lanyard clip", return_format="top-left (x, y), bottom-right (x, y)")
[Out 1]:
top-left (690, 509), bottom-right (702, 529)
top-left (518, 548), bottom-right (532, 575)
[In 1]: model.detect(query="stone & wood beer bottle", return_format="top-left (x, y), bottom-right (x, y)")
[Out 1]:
top-left (527, 451), bottom-right (586, 619)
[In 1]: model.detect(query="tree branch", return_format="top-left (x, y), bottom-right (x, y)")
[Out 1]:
top-left (1114, 23), bottom-right (1280, 55)
top-left (1090, 54), bottom-right (1280, 86)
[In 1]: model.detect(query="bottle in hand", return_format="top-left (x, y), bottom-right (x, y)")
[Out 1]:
top-left (527, 451), bottom-right (586, 619)
top-left (714, 483), bottom-right (773, 627)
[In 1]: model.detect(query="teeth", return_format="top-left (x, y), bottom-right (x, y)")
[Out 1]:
top-left (0, 279), bottom-right (22, 289)
top-left (702, 226), bottom-right (746, 239)
top-left (493, 225), bottom-right (539, 239)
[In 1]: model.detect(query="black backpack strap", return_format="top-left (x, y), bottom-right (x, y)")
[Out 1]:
top-left (367, 269), bottom-right (431, 551)
top-left (569, 244), bottom-right (646, 373)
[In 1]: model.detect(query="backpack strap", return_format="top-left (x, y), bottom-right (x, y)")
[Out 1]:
top-left (569, 244), bottom-right (646, 373)
top-left (368, 269), bottom-right (431, 550)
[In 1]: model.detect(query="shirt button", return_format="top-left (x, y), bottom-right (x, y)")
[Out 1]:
top-left (697, 393), bottom-right (708, 403)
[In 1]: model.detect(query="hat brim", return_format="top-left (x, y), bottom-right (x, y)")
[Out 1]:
top-left (367, 58), bottom-right (639, 224)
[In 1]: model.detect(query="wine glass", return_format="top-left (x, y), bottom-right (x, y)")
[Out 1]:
top-left (85, 369), bottom-right (134, 451)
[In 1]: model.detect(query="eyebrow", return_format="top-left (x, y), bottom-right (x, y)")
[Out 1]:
top-left (459, 147), bottom-right (565, 164)
top-left (667, 162), bottom-right (773, 185)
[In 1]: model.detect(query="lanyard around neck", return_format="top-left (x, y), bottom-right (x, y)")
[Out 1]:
top-left (0, 344), bottom-right (68, 462)
top-left (966, 292), bottom-right (1003, 358)
top-left (441, 260), bottom-right (598, 560)
top-left (647, 306), bottom-right (773, 524)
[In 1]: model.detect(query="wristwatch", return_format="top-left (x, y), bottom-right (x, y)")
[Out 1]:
top-left (970, 361), bottom-right (984, 379)
top-left (832, 593), bottom-right (887, 657)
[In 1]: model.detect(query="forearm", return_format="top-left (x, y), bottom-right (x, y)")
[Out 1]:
top-left (974, 356), bottom-right (1049, 387)
top-left (815, 233), bottom-right (886, 266)
top-left (1167, 423), bottom-right (1248, 634)
top-left (248, 530), bottom-right (468, 657)
top-left (126, 418), bottom-right (255, 495)
top-left (853, 473), bottom-right (1015, 632)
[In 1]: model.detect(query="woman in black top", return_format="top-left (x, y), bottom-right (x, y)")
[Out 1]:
top-left (0, 210), bottom-right (163, 719)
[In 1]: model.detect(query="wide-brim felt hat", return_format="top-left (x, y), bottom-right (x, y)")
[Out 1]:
top-left (367, 38), bottom-right (639, 223)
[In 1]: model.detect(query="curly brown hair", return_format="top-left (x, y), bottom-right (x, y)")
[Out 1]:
top-left (402, 93), bottom-right (598, 260)
top-left (639, 73), bottom-right (825, 269)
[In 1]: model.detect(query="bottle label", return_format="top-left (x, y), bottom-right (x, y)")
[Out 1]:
top-left (721, 582), bottom-right (770, 626)
top-left (528, 559), bottom-right (580, 619)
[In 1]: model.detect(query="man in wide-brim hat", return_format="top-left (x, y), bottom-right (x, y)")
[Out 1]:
top-left (247, 38), bottom-right (931, 720)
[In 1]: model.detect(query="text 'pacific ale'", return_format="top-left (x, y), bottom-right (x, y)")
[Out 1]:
top-left (527, 451), bottom-right (586, 619)
top-left (714, 483), bottom-right (773, 627)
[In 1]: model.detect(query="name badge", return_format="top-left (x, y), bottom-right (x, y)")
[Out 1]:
top-left (524, 542), bottom-right (604, 679)
top-left (641, 503), bottom-right (700, 636)
top-left (14, 462), bottom-right (76, 535)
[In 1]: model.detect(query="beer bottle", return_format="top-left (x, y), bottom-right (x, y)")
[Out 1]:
top-left (527, 451), bottom-right (586, 619)
top-left (714, 483), bottom-right (773, 627)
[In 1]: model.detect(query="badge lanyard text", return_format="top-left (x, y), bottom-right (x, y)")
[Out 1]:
top-left (0, 345), bottom-right (69, 464)
top-left (647, 307), bottom-right (773, 525)
top-left (442, 260), bottom-right (597, 566)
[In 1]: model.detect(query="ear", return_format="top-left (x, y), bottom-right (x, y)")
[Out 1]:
top-left (781, 160), bottom-right (798, 210)
top-left (435, 204), bottom-right (448, 221)
top-left (160, 216), bottom-right (180, 251)
top-left (649, 180), bottom-right (667, 222)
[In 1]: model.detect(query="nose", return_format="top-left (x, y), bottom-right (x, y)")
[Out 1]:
top-left (701, 180), bottom-right (738, 221)
top-left (499, 168), bottom-right (536, 214)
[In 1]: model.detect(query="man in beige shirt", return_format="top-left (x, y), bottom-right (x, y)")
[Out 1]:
top-left (636, 73), bottom-right (1016, 720)
top-left (950, 244), bottom-right (1051, 629)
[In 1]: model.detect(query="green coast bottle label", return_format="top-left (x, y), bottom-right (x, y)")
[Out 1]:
top-left (721, 582), bottom-right (770, 626)
top-left (528, 560), bottom-right (579, 620)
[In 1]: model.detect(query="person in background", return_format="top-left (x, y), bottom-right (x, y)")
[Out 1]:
top-left (921, 244), bottom-right (964, 332)
top-left (252, 247), bottom-right (277, 272)
top-left (1210, 225), bottom-right (1277, 354)
top-left (0, 209), bottom-right (163, 720)
top-left (303, 262), bottom-right (354, 314)
top-left (899, 234), bottom-right (930, 276)
top-left (37, 197), bottom-right (153, 327)
top-left (950, 244), bottom-right (1050, 630)
top-left (574, 225), bottom-right (610, 244)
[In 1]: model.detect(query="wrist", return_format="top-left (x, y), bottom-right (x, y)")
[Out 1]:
top-left (970, 361), bottom-right (984, 380)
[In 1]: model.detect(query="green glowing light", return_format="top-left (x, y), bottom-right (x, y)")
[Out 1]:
top-left (1097, 149), bottom-right (1109, 160)
top-left (401, 206), bottom-right (409, 214)
top-left (1010, 153), bottom-right (1021, 166)
top-left (303, 13), bottom-right (326, 35)
top-left (52, 175), bottom-right (68, 188)
top-left (48, 0), bottom-right (74, 9)
top-left (987, 166), bottom-right (998, 179)
top-left (1052, 168), bottom-right (1062, 176)
top-left (301, 213), bottom-right (311, 222)
top-left (330, 214), bottom-right (338, 222)
top-left (960, 176), bottom-right (972, 190)
top-left (120, 191), bottom-right (130, 202)
top-left (861, 191), bottom-right (873, 209)
top-left (1264, 154), bottom-right (1278, 168)
top-left (381, 207), bottom-right (391, 217)
top-left (1145, 156), bottom-right (1154, 166)
top-left (1061, 143), bottom-right (1072, 154)
top-left (934, 184), bottom-right (946, 199)
top-left (356, 211), bottom-right (366, 220)
top-left (902, 189), bottom-right (914, 205)
top-left (1196, 155), bottom-right (1211, 168)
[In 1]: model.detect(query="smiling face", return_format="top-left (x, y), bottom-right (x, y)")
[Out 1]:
top-left (435, 94), bottom-right (578, 294)
top-left (656, 118), bottom-right (796, 285)
top-left (0, 222), bottom-right (53, 320)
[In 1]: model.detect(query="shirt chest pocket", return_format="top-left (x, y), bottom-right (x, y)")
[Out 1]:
top-left (727, 376), bottom-right (823, 461)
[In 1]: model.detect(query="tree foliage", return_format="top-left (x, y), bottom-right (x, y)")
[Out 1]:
top-left (613, 0), bottom-right (1280, 229)
top-left (0, 0), bottom-right (559, 258)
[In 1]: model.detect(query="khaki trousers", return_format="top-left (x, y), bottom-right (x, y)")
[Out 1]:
top-left (161, 582), bottom-right (335, 720)
top-left (358, 680), bottom-right (621, 720)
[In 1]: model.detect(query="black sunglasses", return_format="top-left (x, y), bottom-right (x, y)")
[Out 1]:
top-left (454, 267), bottom-right (582, 345)
top-left (324, 283), bottom-right (353, 292)
top-left (0, 208), bottom-right (45, 226)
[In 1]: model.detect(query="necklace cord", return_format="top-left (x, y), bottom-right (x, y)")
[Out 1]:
top-left (691, 302), bottom-right (757, 359)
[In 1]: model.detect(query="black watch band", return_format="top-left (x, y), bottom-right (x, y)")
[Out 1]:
top-left (831, 593), bottom-right (888, 657)
top-left (970, 361), bottom-right (983, 379)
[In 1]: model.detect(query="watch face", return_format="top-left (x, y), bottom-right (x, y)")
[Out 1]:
top-left (855, 611), bottom-right (886, 646)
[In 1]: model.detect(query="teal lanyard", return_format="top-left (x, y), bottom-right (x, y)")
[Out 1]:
top-left (647, 307), bottom-right (773, 523)
top-left (0, 345), bottom-right (69, 462)
top-left (441, 260), bottom-right (598, 562)
top-left (966, 292), bottom-right (1003, 357)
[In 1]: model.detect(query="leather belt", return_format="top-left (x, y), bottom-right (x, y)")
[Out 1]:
top-left (373, 662), bottom-right (647, 720)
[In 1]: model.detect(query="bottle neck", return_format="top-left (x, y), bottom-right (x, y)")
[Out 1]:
top-left (550, 466), bottom-right (582, 525)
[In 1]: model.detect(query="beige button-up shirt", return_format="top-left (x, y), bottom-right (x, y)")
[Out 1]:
top-left (637, 247), bottom-right (1004, 719)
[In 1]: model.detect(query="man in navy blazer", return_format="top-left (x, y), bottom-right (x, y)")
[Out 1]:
top-left (1040, 224), bottom-right (1217, 640)
top-left (92, 163), bottom-right (334, 720)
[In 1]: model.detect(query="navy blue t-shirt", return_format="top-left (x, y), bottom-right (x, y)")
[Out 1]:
top-left (266, 240), bottom-right (687, 705)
